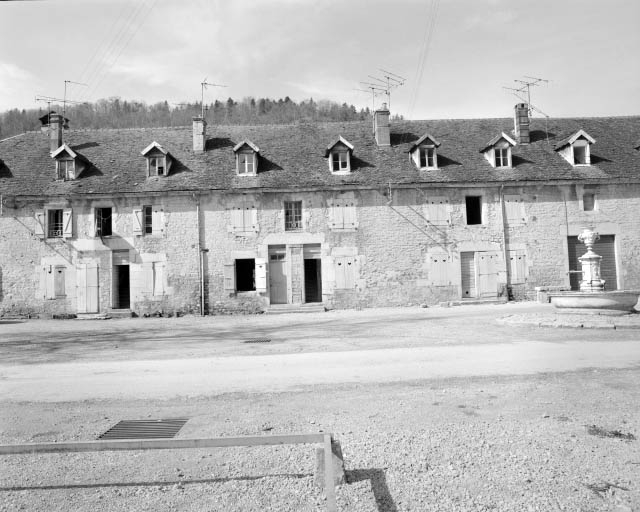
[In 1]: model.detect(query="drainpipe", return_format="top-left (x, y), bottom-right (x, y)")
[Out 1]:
top-left (194, 194), bottom-right (206, 316)
top-left (499, 185), bottom-right (510, 299)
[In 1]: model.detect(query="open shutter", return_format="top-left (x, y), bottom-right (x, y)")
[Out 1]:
top-left (62, 209), bottom-right (73, 238)
top-left (223, 262), bottom-right (236, 291)
top-left (152, 208), bottom-right (164, 234)
top-left (343, 202), bottom-right (357, 229)
top-left (35, 210), bottom-right (45, 238)
top-left (132, 208), bottom-right (143, 236)
top-left (153, 262), bottom-right (165, 296)
top-left (255, 258), bottom-right (267, 293)
top-left (332, 201), bottom-right (344, 229)
top-left (43, 265), bottom-right (55, 299)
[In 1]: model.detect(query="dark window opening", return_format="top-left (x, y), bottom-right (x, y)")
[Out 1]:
top-left (143, 205), bottom-right (153, 234)
top-left (465, 196), bottom-right (482, 225)
top-left (583, 193), bottom-right (595, 211)
top-left (574, 145), bottom-right (587, 164)
top-left (96, 207), bottom-right (112, 236)
top-left (48, 209), bottom-right (64, 238)
top-left (235, 258), bottom-right (255, 292)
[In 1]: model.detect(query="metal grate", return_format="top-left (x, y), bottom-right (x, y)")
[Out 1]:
top-left (243, 338), bottom-right (271, 343)
top-left (98, 418), bottom-right (188, 440)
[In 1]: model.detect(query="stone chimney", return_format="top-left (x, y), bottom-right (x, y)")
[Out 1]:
top-left (514, 103), bottom-right (530, 145)
top-left (373, 103), bottom-right (390, 147)
top-left (193, 116), bottom-right (207, 152)
top-left (48, 113), bottom-right (64, 153)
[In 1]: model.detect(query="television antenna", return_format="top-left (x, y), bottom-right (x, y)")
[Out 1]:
top-left (503, 75), bottom-right (550, 118)
top-left (63, 80), bottom-right (88, 117)
top-left (201, 78), bottom-right (228, 119)
top-left (359, 68), bottom-right (406, 110)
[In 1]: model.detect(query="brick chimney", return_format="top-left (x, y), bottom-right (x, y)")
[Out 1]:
top-left (48, 113), bottom-right (64, 153)
top-left (373, 103), bottom-right (390, 147)
top-left (193, 116), bottom-right (207, 152)
top-left (514, 103), bottom-right (530, 145)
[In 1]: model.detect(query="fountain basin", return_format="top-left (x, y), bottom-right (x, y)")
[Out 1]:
top-left (549, 291), bottom-right (640, 316)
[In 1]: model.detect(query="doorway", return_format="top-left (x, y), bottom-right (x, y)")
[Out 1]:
top-left (269, 246), bottom-right (287, 304)
top-left (112, 250), bottom-right (130, 309)
top-left (304, 259), bottom-right (322, 303)
top-left (460, 251), bottom-right (499, 299)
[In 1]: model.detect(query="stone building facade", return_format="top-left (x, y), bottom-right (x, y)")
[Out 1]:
top-left (0, 104), bottom-right (639, 317)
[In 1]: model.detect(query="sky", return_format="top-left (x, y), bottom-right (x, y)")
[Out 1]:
top-left (0, 0), bottom-right (639, 120)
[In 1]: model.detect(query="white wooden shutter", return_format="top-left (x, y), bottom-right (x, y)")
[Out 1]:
top-left (508, 250), bottom-right (526, 284)
top-left (44, 265), bottom-right (55, 299)
top-left (430, 253), bottom-right (452, 286)
top-left (427, 197), bottom-right (449, 225)
top-left (230, 207), bottom-right (244, 232)
top-left (332, 201), bottom-right (344, 229)
top-left (132, 208), bottom-right (143, 236)
top-left (76, 263), bottom-right (88, 312)
top-left (62, 208), bottom-right (73, 238)
top-left (152, 208), bottom-right (164, 234)
top-left (335, 256), bottom-right (356, 289)
top-left (129, 263), bottom-right (143, 301)
top-left (504, 195), bottom-right (524, 225)
top-left (35, 210), bottom-right (45, 238)
top-left (334, 257), bottom-right (346, 289)
top-left (243, 205), bottom-right (257, 231)
top-left (141, 262), bottom-right (154, 296)
top-left (153, 262), bottom-right (165, 296)
top-left (223, 262), bottom-right (236, 291)
top-left (343, 202), bottom-right (357, 228)
top-left (255, 258), bottom-right (267, 293)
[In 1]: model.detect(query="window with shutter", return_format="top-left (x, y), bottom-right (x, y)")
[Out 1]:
top-left (426, 197), bottom-right (449, 225)
top-left (508, 250), bottom-right (527, 284)
top-left (223, 263), bottom-right (236, 292)
top-left (504, 195), bottom-right (525, 225)
top-left (334, 256), bottom-right (356, 289)
top-left (429, 253), bottom-right (453, 286)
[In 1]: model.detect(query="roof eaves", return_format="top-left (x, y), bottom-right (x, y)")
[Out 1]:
top-left (233, 139), bottom-right (260, 153)
top-left (141, 140), bottom-right (168, 156)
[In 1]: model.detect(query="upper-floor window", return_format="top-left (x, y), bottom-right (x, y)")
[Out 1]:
top-left (284, 201), bottom-right (303, 231)
top-left (583, 192), bottom-right (596, 211)
top-left (465, 196), bottom-right (482, 225)
top-left (35, 208), bottom-right (73, 239)
top-left (144, 205), bottom-right (153, 234)
top-left (555, 129), bottom-right (595, 166)
top-left (419, 147), bottom-right (436, 168)
top-left (326, 136), bottom-right (354, 174)
top-left (573, 140), bottom-right (589, 165)
top-left (95, 207), bottom-right (113, 236)
top-left (133, 205), bottom-right (163, 236)
top-left (48, 209), bottom-right (64, 238)
top-left (141, 141), bottom-right (172, 177)
top-left (410, 134), bottom-right (441, 170)
top-left (233, 140), bottom-right (260, 176)
top-left (56, 159), bottom-right (75, 180)
top-left (480, 133), bottom-right (515, 169)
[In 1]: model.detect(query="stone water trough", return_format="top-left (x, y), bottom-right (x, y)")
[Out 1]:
top-left (549, 228), bottom-right (640, 316)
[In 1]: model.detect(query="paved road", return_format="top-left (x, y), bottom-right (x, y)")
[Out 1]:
top-left (2, 303), bottom-right (639, 402)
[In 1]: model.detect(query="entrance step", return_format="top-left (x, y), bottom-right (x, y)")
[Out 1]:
top-left (266, 304), bottom-right (326, 315)
top-left (108, 309), bottom-right (134, 318)
top-left (76, 313), bottom-right (111, 320)
top-left (444, 298), bottom-right (508, 307)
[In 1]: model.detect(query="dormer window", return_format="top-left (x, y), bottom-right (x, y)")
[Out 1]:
top-left (141, 141), bottom-right (172, 177)
top-left (233, 140), bottom-right (259, 176)
top-left (51, 144), bottom-right (87, 181)
top-left (480, 133), bottom-right (516, 169)
top-left (326, 136), bottom-right (354, 174)
top-left (554, 129), bottom-right (595, 166)
top-left (409, 134), bottom-right (440, 170)
top-left (56, 159), bottom-right (75, 180)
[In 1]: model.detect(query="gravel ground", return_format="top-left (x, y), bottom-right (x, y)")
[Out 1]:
top-left (2, 369), bottom-right (639, 511)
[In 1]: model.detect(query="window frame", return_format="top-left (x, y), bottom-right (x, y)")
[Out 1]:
top-left (56, 159), bottom-right (75, 180)
top-left (418, 146), bottom-right (437, 169)
top-left (330, 150), bottom-right (350, 173)
top-left (148, 156), bottom-right (166, 177)
top-left (572, 140), bottom-right (590, 165)
top-left (47, 209), bottom-right (64, 238)
top-left (494, 147), bottom-right (511, 168)
top-left (582, 192), bottom-right (596, 211)
top-left (95, 207), bottom-right (113, 237)
top-left (143, 205), bottom-right (153, 234)
top-left (237, 151), bottom-right (256, 175)
top-left (465, 195), bottom-right (483, 225)
top-left (284, 200), bottom-right (303, 231)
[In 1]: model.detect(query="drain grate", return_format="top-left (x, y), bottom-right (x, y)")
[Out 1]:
top-left (98, 418), bottom-right (188, 440)
top-left (243, 338), bottom-right (271, 343)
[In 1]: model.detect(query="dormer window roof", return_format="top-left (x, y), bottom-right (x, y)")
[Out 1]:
top-left (233, 140), bottom-right (260, 176)
top-left (409, 133), bottom-right (441, 170)
top-left (141, 141), bottom-right (172, 177)
top-left (51, 143), bottom-right (87, 180)
top-left (554, 129), bottom-right (596, 166)
top-left (480, 132), bottom-right (516, 169)
top-left (325, 136), bottom-right (354, 174)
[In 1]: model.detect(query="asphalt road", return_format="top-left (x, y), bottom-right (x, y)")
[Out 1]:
top-left (2, 303), bottom-right (639, 402)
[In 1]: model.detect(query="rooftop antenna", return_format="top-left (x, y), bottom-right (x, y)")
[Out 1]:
top-left (359, 68), bottom-right (406, 111)
top-left (63, 80), bottom-right (88, 117)
top-left (503, 76), bottom-right (550, 118)
top-left (35, 95), bottom-right (88, 136)
top-left (201, 78), bottom-right (227, 119)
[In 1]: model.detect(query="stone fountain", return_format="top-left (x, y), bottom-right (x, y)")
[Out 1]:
top-left (550, 227), bottom-right (640, 315)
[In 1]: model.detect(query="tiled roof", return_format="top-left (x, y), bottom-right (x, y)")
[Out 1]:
top-left (1, 116), bottom-right (639, 197)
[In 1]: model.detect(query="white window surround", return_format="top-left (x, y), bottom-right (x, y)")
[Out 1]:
top-left (480, 132), bottom-right (516, 169)
top-left (35, 208), bottom-right (73, 239)
top-left (555, 129), bottom-right (596, 167)
top-left (141, 141), bottom-right (172, 177)
top-left (51, 144), bottom-right (85, 180)
top-left (326, 136), bottom-right (354, 174)
top-left (328, 198), bottom-right (358, 230)
top-left (233, 140), bottom-right (260, 176)
top-left (56, 159), bottom-right (75, 180)
top-left (409, 133), bottom-right (441, 170)
top-left (133, 206), bottom-right (164, 236)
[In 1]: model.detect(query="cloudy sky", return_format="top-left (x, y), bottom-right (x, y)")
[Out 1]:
top-left (1, 0), bottom-right (639, 120)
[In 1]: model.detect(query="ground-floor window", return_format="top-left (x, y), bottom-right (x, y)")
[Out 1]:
top-left (235, 259), bottom-right (256, 292)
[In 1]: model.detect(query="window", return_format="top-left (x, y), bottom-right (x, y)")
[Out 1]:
top-left (56, 159), bottom-right (75, 180)
top-left (331, 151), bottom-right (349, 172)
top-left (508, 250), bottom-right (527, 285)
top-left (148, 156), bottom-right (166, 176)
top-left (235, 259), bottom-right (256, 292)
top-left (494, 147), bottom-right (510, 168)
top-left (144, 205), bottom-right (153, 234)
top-left (425, 197), bottom-right (450, 225)
top-left (95, 207), bottom-right (112, 236)
top-left (504, 195), bottom-right (525, 225)
top-left (465, 196), bottom-right (482, 225)
top-left (237, 152), bottom-right (255, 175)
top-left (44, 265), bottom-right (66, 299)
top-left (334, 256), bottom-right (356, 289)
top-left (573, 141), bottom-right (589, 165)
top-left (583, 193), bottom-right (595, 211)
top-left (48, 209), bottom-right (64, 238)
top-left (229, 204), bottom-right (258, 233)
top-left (329, 199), bottom-right (357, 230)
top-left (419, 147), bottom-right (436, 169)
top-left (428, 252), bottom-right (454, 286)
top-left (284, 201), bottom-right (302, 231)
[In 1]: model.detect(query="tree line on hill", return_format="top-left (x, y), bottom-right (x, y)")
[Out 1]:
top-left (0, 96), bottom-right (403, 140)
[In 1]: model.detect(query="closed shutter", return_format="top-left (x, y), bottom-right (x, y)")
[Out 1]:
top-left (86, 263), bottom-right (99, 313)
top-left (430, 253), bottom-right (452, 286)
top-left (243, 205), bottom-right (257, 231)
top-left (343, 202), bottom-right (357, 228)
top-left (508, 250), bottom-right (527, 285)
top-left (335, 256), bottom-right (355, 289)
top-left (332, 201), bottom-right (344, 229)
top-left (460, 252), bottom-right (476, 298)
top-left (568, 235), bottom-right (617, 291)
top-left (504, 195), bottom-right (524, 225)
top-left (427, 197), bottom-right (449, 225)
top-left (153, 262), bottom-right (165, 296)
top-left (43, 266), bottom-right (55, 299)
top-left (230, 207), bottom-right (244, 231)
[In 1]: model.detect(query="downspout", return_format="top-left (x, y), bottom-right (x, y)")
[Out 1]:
top-left (194, 193), bottom-right (206, 316)
top-left (499, 185), bottom-right (509, 300)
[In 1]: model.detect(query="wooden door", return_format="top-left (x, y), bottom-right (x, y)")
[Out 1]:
top-left (477, 251), bottom-right (499, 298)
top-left (460, 252), bottom-right (476, 298)
top-left (269, 254), bottom-right (287, 304)
top-left (77, 263), bottom-right (99, 313)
